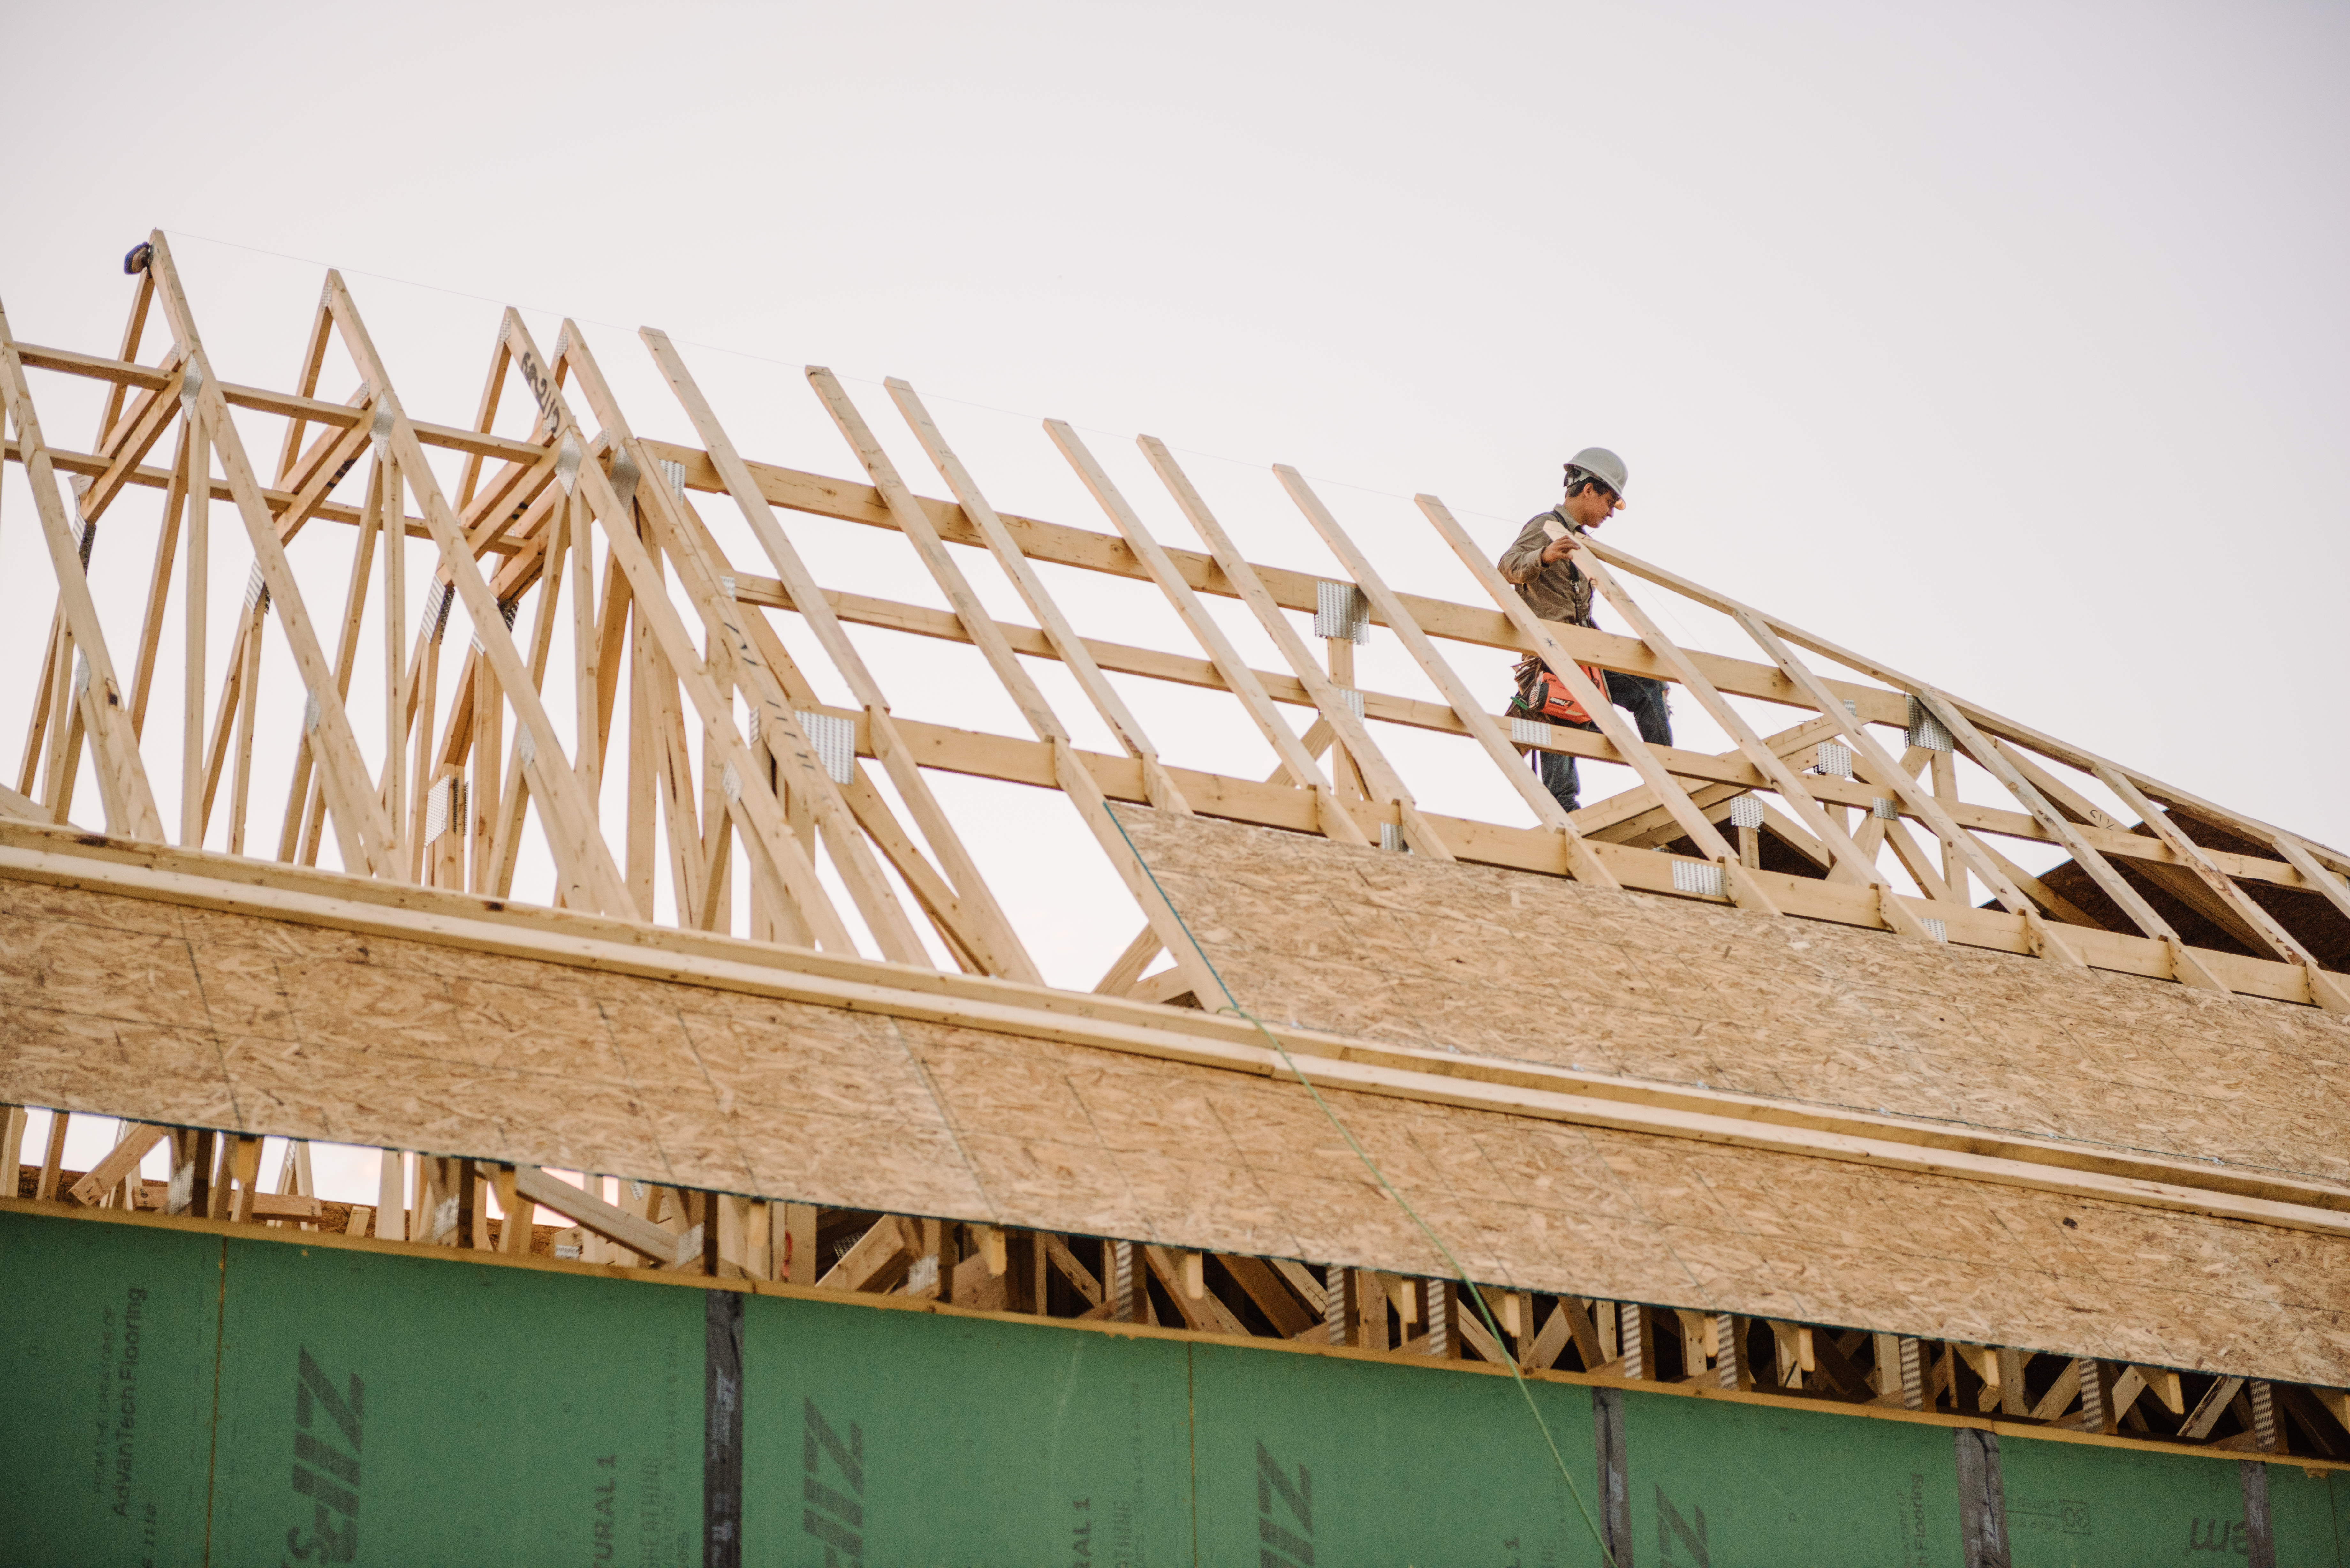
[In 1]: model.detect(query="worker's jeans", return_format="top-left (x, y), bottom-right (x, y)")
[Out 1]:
top-left (1528, 672), bottom-right (1672, 813)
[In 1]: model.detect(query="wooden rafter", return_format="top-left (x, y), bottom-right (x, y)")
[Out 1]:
top-left (0, 237), bottom-right (2340, 1024)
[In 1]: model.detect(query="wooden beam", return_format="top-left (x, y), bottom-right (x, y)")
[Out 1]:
top-left (640, 330), bottom-right (1036, 982)
top-left (321, 283), bottom-right (635, 915)
top-left (76, 355), bottom-right (187, 524)
top-left (0, 300), bottom-right (166, 841)
top-left (553, 328), bottom-right (924, 959)
top-left (509, 1164), bottom-right (682, 1264)
top-left (818, 1215), bottom-right (918, 1293)
top-left (1219, 1255), bottom-right (1320, 1338)
top-left (635, 438), bottom-right (1901, 720)
top-left (747, 701), bottom-right (2316, 983)
top-left (1730, 613), bottom-right (2090, 968)
top-left (1987, 739), bottom-right (2266, 947)
top-left (2272, 835), bottom-right (2350, 926)
top-left (11, 341), bottom-right (552, 466)
top-left (808, 371), bottom-right (1222, 998)
top-left (4, 374), bottom-right (2332, 908)
top-left (2094, 764), bottom-right (2350, 1013)
top-left (887, 378), bottom-right (1185, 803)
top-left (1583, 530), bottom-right (2333, 883)
top-left (1047, 424), bottom-right (1361, 842)
top-left (1564, 533), bottom-right (1926, 920)
top-left (142, 238), bottom-right (399, 878)
top-left (1904, 683), bottom-right (2219, 986)
top-left (1124, 449), bottom-right (1446, 857)
top-left (67, 1123), bottom-right (167, 1205)
top-left (124, 422), bottom-right (191, 747)
top-left (275, 467), bottom-right (381, 864)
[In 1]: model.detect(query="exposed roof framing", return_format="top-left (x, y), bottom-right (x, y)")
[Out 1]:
top-left (4, 233), bottom-right (2344, 1013)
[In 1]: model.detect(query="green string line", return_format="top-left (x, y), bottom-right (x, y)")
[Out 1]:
top-left (1101, 802), bottom-right (1618, 1568)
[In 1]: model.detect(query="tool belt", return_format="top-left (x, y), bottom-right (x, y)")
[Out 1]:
top-left (1511, 655), bottom-right (1606, 727)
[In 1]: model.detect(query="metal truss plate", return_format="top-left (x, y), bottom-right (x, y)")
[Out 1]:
top-left (607, 449), bottom-right (640, 520)
top-left (1906, 695), bottom-right (1954, 753)
top-left (1313, 580), bottom-right (1369, 643)
top-left (1729, 794), bottom-right (1764, 829)
top-left (469, 596), bottom-right (519, 655)
top-left (795, 710), bottom-right (858, 785)
top-left (1671, 860), bottom-right (1726, 898)
top-left (424, 775), bottom-right (465, 843)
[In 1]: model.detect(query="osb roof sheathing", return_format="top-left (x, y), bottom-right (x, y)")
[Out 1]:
top-left (4, 860), bottom-right (2347, 1385)
top-left (1114, 807), bottom-right (2350, 1191)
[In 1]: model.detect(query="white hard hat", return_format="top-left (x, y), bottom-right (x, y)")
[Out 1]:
top-left (1565, 446), bottom-right (1627, 497)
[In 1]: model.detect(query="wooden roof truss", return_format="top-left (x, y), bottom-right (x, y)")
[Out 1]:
top-left (4, 232), bottom-right (2345, 1014)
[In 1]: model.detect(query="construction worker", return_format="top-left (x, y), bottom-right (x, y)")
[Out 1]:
top-left (1499, 447), bottom-right (1671, 813)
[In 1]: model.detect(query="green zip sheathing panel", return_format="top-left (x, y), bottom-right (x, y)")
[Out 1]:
top-left (2000, 1433), bottom-right (2345, 1566)
top-left (744, 1291), bottom-right (1195, 1564)
top-left (1189, 1338), bottom-right (1603, 1566)
top-left (206, 1235), bottom-right (702, 1564)
top-left (1620, 1382), bottom-right (1966, 1567)
top-left (0, 1216), bottom-right (222, 1567)
top-left (5, 1204), bottom-right (2347, 1566)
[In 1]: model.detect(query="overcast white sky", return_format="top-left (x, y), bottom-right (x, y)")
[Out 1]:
top-left (4, 4), bottom-right (2346, 1189)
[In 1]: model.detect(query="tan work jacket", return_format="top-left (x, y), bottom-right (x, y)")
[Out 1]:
top-left (1497, 509), bottom-right (1595, 628)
